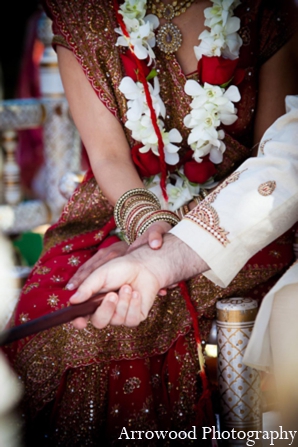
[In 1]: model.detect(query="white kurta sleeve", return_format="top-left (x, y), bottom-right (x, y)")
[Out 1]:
top-left (170, 95), bottom-right (298, 288)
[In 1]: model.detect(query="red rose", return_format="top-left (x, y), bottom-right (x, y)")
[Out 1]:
top-left (197, 55), bottom-right (245, 86)
top-left (131, 144), bottom-right (161, 177)
top-left (184, 158), bottom-right (217, 184)
top-left (120, 52), bottom-right (151, 82)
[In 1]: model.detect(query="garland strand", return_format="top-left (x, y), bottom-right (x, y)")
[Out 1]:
top-left (112, 0), bottom-right (168, 199)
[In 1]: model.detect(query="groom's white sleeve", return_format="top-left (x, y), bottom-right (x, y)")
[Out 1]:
top-left (170, 95), bottom-right (298, 288)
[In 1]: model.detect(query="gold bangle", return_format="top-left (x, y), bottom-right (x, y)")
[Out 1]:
top-left (114, 188), bottom-right (160, 229)
top-left (200, 188), bottom-right (208, 199)
top-left (137, 210), bottom-right (180, 236)
top-left (183, 204), bottom-right (190, 215)
top-left (193, 196), bottom-right (202, 206)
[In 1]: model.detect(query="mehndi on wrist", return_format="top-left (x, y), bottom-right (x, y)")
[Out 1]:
top-left (114, 188), bottom-right (180, 245)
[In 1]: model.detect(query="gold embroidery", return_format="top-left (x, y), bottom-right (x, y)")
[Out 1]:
top-left (52, 34), bottom-right (70, 49)
top-left (94, 231), bottom-right (104, 241)
top-left (51, 275), bottom-right (64, 283)
top-left (151, 374), bottom-right (161, 389)
top-left (269, 250), bottom-right (281, 258)
top-left (259, 138), bottom-right (271, 155)
top-left (62, 244), bottom-right (73, 253)
top-left (23, 283), bottom-right (39, 294)
top-left (123, 377), bottom-right (141, 394)
top-left (47, 294), bottom-right (60, 307)
top-left (35, 266), bottom-right (51, 275)
top-left (110, 404), bottom-right (120, 416)
top-left (185, 170), bottom-right (245, 246)
top-left (186, 202), bottom-right (230, 246)
top-left (68, 256), bottom-right (80, 267)
top-left (111, 366), bottom-right (121, 380)
top-left (43, 178), bottom-right (113, 252)
top-left (258, 180), bottom-right (276, 196)
top-left (19, 313), bottom-right (30, 323)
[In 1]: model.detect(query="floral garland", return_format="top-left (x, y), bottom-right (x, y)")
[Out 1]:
top-left (114, 0), bottom-right (244, 210)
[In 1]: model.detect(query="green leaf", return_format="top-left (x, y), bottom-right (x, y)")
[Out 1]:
top-left (146, 69), bottom-right (158, 81)
top-left (220, 77), bottom-right (233, 88)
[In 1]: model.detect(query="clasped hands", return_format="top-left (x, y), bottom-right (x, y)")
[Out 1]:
top-left (67, 221), bottom-right (174, 329)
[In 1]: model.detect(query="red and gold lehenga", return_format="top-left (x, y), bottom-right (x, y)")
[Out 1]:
top-left (2, 0), bottom-right (297, 445)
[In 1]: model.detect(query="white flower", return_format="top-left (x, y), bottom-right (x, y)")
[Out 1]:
top-left (145, 172), bottom-right (200, 211)
top-left (115, 0), bottom-right (159, 64)
top-left (120, 76), bottom-right (182, 165)
top-left (115, 0), bottom-right (243, 206)
top-left (144, 175), bottom-right (167, 208)
top-left (119, 0), bottom-right (147, 20)
top-left (194, 31), bottom-right (224, 59)
top-left (138, 122), bottom-right (182, 165)
top-left (184, 80), bottom-right (240, 163)
top-left (167, 177), bottom-right (193, 210)
top-left (194, 0), bottom-right (242, 61)
top-left (204, 0), bottom-right (236, 28)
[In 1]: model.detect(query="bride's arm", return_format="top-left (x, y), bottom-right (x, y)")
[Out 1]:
top-left (57, 46), bottom-right (171, 270)
top-left (57, 46), bottom-right (144, 204)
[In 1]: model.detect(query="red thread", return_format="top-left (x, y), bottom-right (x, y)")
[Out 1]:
top-left (113, 0), bottom-right (168, 200)
top-left (178, 280), bottom-right (215, 429)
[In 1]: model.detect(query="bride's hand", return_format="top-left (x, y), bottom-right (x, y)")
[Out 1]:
top-left (127, 221), bottom-right (172, 252)
top-left (66, 240), bottom-right (128, 290)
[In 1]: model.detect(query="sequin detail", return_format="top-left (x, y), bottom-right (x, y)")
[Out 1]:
top-left (47, 294), bottom-right (60, 307)
top-left (68, 256), bottom-right (80, 266)
top-left (19, 313), bottom-right (30, 323)
top-left (35, 266), bottom-right (51, 275)
top-left (123, 377), bottom-right (141, 394)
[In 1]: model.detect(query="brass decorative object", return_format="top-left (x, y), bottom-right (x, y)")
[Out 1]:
top-left (216, 298), bottom-right (262, 438)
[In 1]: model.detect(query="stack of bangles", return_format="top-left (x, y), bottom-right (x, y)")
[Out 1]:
top-left (114, 188), bottom-right (180, 245)
top-left (175, 188), bottom-right (209, 220)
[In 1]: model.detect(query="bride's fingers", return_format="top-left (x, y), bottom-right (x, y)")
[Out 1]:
top-left (72, 315), bottom-right (90, 329)
top-left (110, 285), bottom-right (132, 325)
top-left (158, 288), bottom-right (167, 296)
top-left (148, 229), bottom-right (163, 249)
top-left (125, 291), bottom-right (142, 327)
top-left (90, 293), bottom-right (118, 329)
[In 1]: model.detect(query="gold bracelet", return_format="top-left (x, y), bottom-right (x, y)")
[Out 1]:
top-left (199, 188), bottom-right (208, 199)
top-left (137, 210), bottom-right (180, 236)
top-left (193, 196), bottom-right (202, 206)
top-left (114, 188), bottom-right (160, 230)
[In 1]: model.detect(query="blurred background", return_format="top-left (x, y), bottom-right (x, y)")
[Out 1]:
top-left (0, 1), bottom-right (42, 100)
